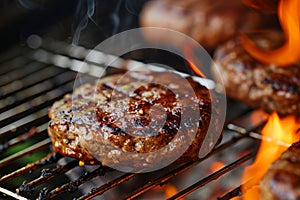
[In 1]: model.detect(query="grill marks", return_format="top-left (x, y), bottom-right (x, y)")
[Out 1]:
top-left (95, 82), bottom-right (181, 147)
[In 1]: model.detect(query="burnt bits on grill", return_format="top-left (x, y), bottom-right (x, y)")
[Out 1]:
top-left (213, 31), bottom-right (300, 116)
top-left (140, 0), bottom-right (276, 50)
top-left (260, 141), bottom-right (300, 200)
top-left (48, 71), bottom-right (211, 170)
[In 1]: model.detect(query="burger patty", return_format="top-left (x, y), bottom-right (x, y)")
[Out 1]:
top-left (48, 71), bottom-right (211, 170)
top-left (260, 141), bottom-right (300, 200)
top-left (140, 0), bottom-right (276, 50)
top-left (213, 31), bottom-right (300, 116)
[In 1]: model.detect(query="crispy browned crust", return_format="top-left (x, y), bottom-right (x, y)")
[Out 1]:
top-left (140, 0), bottom-right (277, 50)
top-left (260, 141), bottom-right (300, 200)
top-left (213, 31), bottom-right (300, 116)
top-left (48, 71), bottom-right (211, 168)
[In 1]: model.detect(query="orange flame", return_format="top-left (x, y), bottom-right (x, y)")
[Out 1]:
top-left (243, 0), bottom-right (278, 12)
top-left (241, 0), bottom-right (300, 66)
top-left (241, 113), bottom-right (300, 199)
top-left (183, 46), bottom-right (206, 78)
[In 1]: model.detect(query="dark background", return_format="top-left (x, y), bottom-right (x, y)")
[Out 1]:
top-left (0, 0), bottom-right (148, 52)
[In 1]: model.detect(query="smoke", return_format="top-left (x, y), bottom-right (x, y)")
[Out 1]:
top-left (87, 0), bottom-right (95, 17)
top-left (72, 0), bottom-right (91, 45)
top-left (73, 16), bottom-right (89, 45)
top-left (17, 0), bottom-right (143, 46)
top-left (72, 0), bottom-right (123, 45)
top-left (124, 0), bottom-right (146, 16)
top-left (111, 0), bottom-right (122, 35)
top-left (16, 0), bottom-right (40, 10)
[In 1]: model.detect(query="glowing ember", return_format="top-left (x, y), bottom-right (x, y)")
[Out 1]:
top-left (240, 113), bottom-right (300, 199)
top-left (241, 0), bottom-right (300, 66)
top-left (210, 161), bottom-right (225, 173)
top-left (154, 184), bottom-right (183, 199)
top-left (183, 46), bottom-right (206, 78)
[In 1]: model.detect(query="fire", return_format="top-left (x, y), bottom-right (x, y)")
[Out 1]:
top-left (183, 46), bottom-right (206, 78)
top-left (240, 112), bottom-right (300, 199)
top-left (241, 0), bottom-right (300, 66)
top-left (242, 0), bottom-right (278, 12)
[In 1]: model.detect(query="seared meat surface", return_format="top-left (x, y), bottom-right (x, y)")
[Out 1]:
top-left (260, 141), bottom-right (300, 200)
top-left (48, 71), bottom-right (211, 170)
top-left (213, 31), bottom-right (300, 116)
top-left (140, 0), bottom-right (276, 50)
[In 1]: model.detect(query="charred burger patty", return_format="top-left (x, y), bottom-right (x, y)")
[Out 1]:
top-left (213, 31), bottom-right (300, 116)
top-left (260, 141), bottom-right (300, 200)
top-left (48, 71), bottom-right (211, 169)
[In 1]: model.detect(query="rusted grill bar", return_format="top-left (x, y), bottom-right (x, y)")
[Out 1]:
top-left (0, 39), bottom-right (270, 200)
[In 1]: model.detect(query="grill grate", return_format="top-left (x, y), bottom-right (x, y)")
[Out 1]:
top-left (0, 37), bottom-right (271, 200)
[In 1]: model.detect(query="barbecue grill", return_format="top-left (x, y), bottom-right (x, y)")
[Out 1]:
top-left (0, 35), bottom-right (273, 200)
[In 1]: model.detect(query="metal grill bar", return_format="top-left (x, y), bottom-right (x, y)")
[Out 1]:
top-left (124, 133), bottom-right (246, 200)
top-left (168, 152), bottom-right (255, 200)
top-left (0, 186), bottom-right (28, 200)
top-left (0, 138), bottom-right (51, 168)
top-left (218, 176), bottom-right (260, 200)
top-left (0, 153), bottom-right (60, 183)
top-left (43, 166), bottom-right (113, 199)
top-left (0, 65), bottom-right (66, 100)
top-left (77, 173), bottom-right (136, 200)
top-left (124, 161), bottom-right (200, 200)
top-left (1, 127), bottom-right (38, 152)
top-left (218, 186), bottom-right (243, 200)
top-left (16, 160), bottom-right (79, 196)
top-left (0, 115), bottom-right (48, 140)
top-left (0, 57), bottom-right (32, 76)
top-left (0, 62), bottom-right (48, 87)
top-left (0, 71), bottom-right (76, 115)
top-left (0, 82), bottom-right (73, 128)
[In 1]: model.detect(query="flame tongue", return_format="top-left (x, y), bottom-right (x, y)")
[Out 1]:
top-left (183, 46), bottom-right (206, 78)
top-left (241, 0), bottom-right (300, 66)
top-left (243, 0), bottom-right (278, 12)
top-left (241, 113), bottom-right (300, 199)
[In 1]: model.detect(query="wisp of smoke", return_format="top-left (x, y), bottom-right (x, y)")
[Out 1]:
top-left (17, 0), bottom-right (39, 10)
top-left (72, 0), bottom-right (123, 45)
